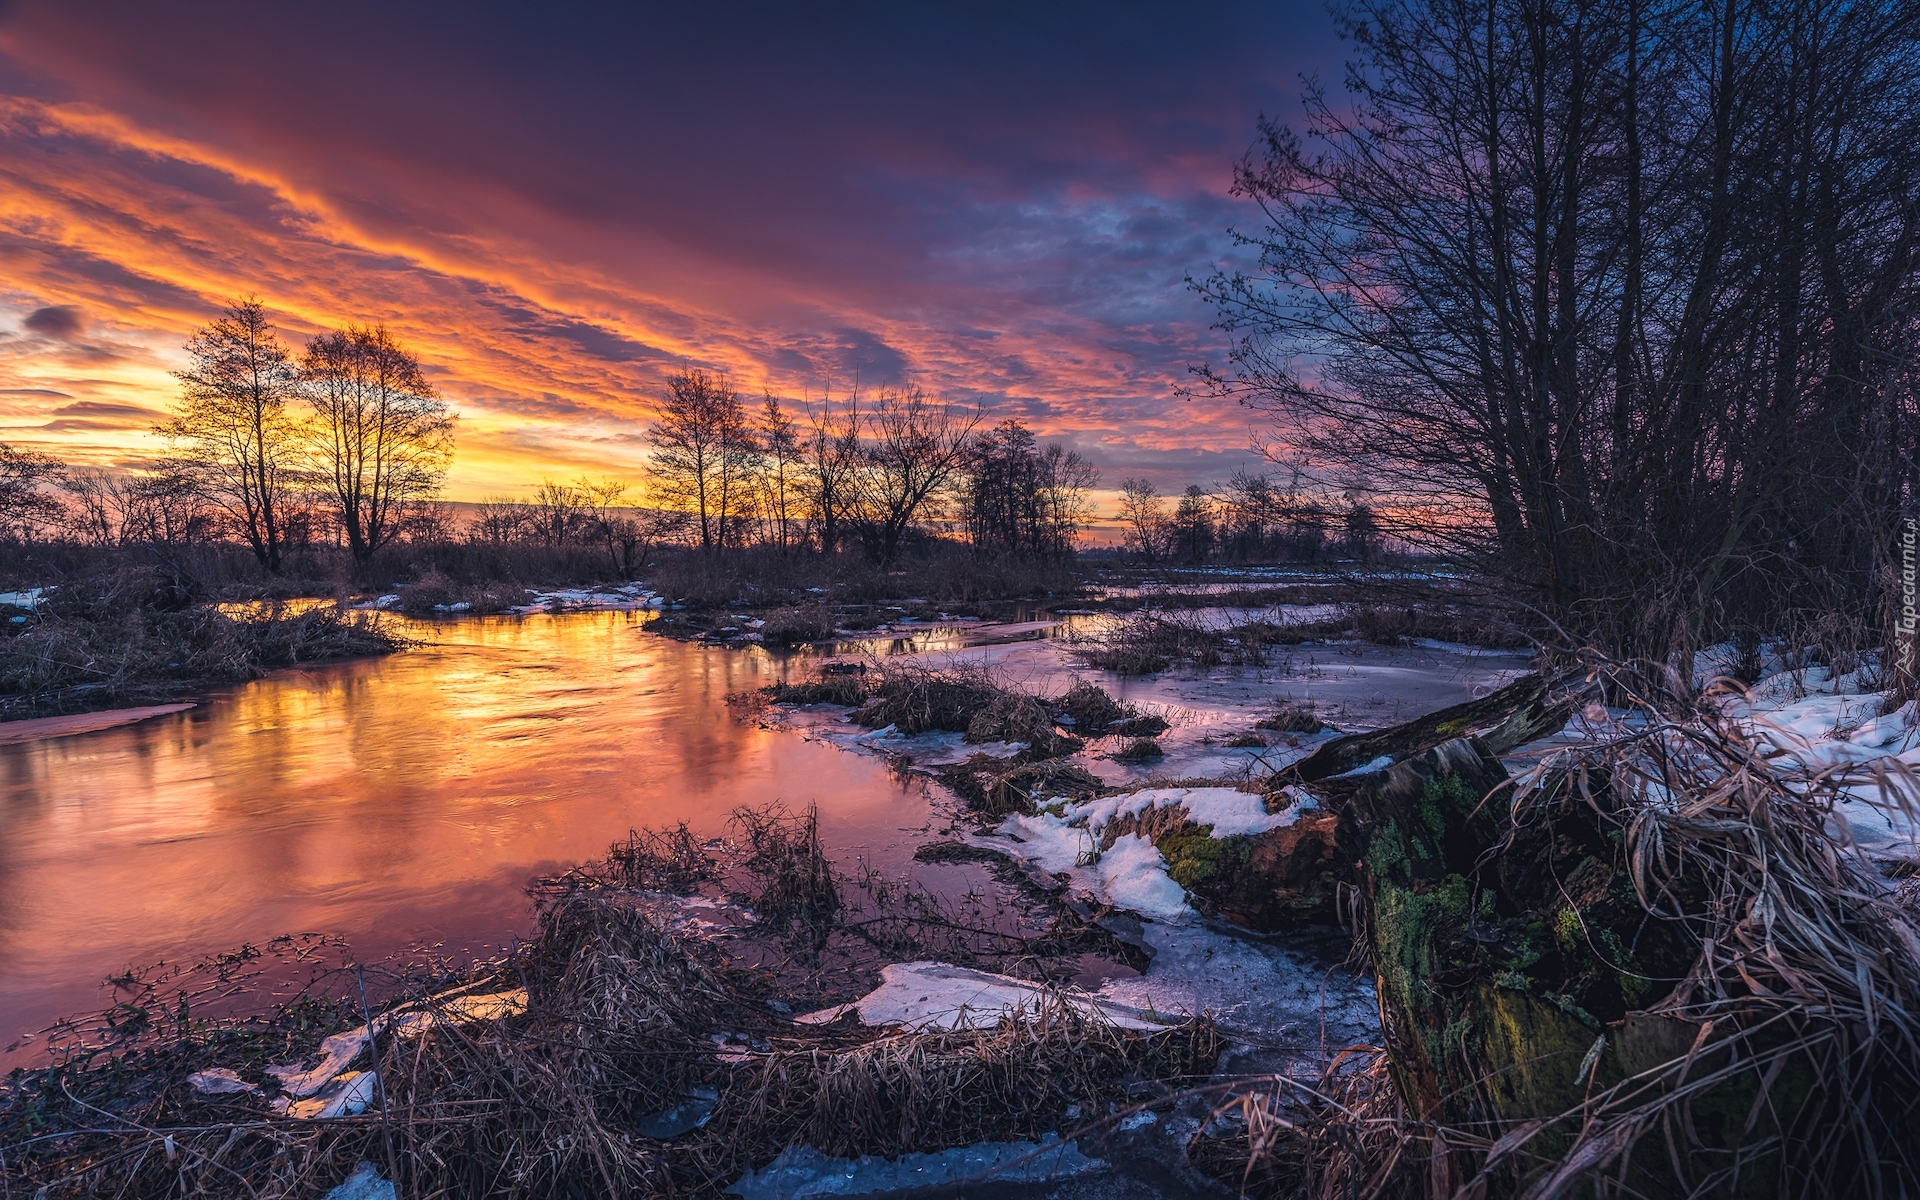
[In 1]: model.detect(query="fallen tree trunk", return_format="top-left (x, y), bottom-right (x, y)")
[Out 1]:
top-left (1275, 671), bottom-right (1575, 786)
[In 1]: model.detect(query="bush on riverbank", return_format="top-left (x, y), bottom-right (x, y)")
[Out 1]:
top-left (0, 565), bottom-right (407, 720)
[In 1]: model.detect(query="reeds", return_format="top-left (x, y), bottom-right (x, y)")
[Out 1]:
top-left (1477, 686), bottom-right (1920, 1196)
top-left (2, 566), bottom-right (408, 719)
top-left (0, 870), bottom-right (1213, 1199)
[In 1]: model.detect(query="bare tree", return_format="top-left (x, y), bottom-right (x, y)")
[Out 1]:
top-left (1118, 477), bottom-right (1169, 561)
top-left (470, 495), bottom-right (535, 545)
top-left (1172, 486), bottom-right (1215, 565)
top-left (302, 324), bottom-right (454, 563)
top-left (530, 480), bottom-right (593, 546)
top-left (760, 393), bottom-right (801, 551)
top-left (649, 369), bottom-right (759, 551)
top-left (1196, 0), bottom-right (1920, 673)
top-left (577, 477), bottom-right (688, 576)
top-left (0, 442), bottom-right (65, 544)
top-left (960, 419), bottom-right (1099, 557)
top-left (864, 386), bottom-right (979, 563)
top-left (160, 298), bottom-right (304, 572)
top-left (798, 392), bottom-right (864, 555)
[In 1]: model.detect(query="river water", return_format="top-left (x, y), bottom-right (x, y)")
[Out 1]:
top-left (0, 611), bottom-right (937, 1050)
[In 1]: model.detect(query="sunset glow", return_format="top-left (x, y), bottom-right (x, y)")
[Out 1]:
top-left (0, 3), bottom-right (1339, 512)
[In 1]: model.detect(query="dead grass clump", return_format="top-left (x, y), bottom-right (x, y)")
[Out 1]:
top-left (1111, 712), bottom-right (1170, 737)
top-left (965, 690), bottom-right (1083, 758)
top-left (1114, 737), bottom-right (1165, 761)
top-left (393, 569), bottom-right (519, 616)
top-left (783, 1002), bottom-right (1218, 1160)
top-left (1225, 731), bottom-right (1268, 748)
top-left (759, 605), bottom-right (838, 647)
top-left (731, 804), bottom-right (841, 949)
top-left (1256, 702), bottom-right (1325, 734)
top-left (1189, 1048), bottom-right (1422, 1200)
top-left (988, 761), bottom-right (1105, 816)
top-left (606, 822), bottom-right (715, 892)
top-left (937, 756), bottom-right (1106, 817)
top-left (850, 662), bottom-right (1006, 733)
top-left (1052, 680), bottom-right (1129, 732)
top-left (2, 566), bottom-right (409, 719)
top-left (763, 672), bottom-right (870, 706)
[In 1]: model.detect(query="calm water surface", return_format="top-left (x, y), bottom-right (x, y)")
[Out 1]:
top-left (0, 612), bottom-right (934, 1046)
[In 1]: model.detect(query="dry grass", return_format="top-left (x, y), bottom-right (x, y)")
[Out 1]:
top-left (1189, 1049), bottom-right (1424, 1200)
top-left (730, 805), bottom-right (841, 951)
top-left (1213, 668), bottom-right (1920, 1197)
top-left (1, 565), bottom-right (408, 719)
top-left (1467, 684), bottom-right (1920, 1196)
top-left (1255, 702), bottom-right (1326, 734)
top-left (757, 605), bottom-right (838, 647)
top-left (0, 853), bottom-right (1213, 1199)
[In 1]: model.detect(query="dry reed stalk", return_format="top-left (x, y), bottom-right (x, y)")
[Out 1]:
top-left (1473, 687), bottom-right (1920, 1198)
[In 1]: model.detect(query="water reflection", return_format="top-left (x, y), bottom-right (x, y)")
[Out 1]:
top-left (0, 612), bottom-right (932, 1045)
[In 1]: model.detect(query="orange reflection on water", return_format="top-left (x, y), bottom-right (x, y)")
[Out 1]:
top-left (0, 612), bottom-right (930, 1044)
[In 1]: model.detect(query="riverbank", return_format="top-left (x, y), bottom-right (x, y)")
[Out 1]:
top-left (0, 566), bottom-right (408, 721)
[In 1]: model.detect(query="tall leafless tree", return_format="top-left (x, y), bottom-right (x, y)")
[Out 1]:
top-left (160, 298), bottom-right (304, 572)
top-left (649, 369), bottom-right (759, 551)
top-left (760, 393), bottom-right (801, 551)
top-left (302, 324), bottom-right (454, 563)
top-left (1196, 0), bottom-right (1920, 677)
top-left (1118, 477), bottom-right (1169, 561)
top-left (863, 386), bottom-right (979, 563)
top-left (798, 392), bottom-right (864, 555)
top-left (960, 419), bottom-right (1099, 557)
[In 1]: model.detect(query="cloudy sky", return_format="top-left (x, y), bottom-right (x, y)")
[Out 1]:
top-left (0, 1), bottom-right (1341, 511)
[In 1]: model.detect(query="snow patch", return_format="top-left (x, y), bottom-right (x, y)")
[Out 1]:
top-left (793, 960), bottom-right (1171, 1032)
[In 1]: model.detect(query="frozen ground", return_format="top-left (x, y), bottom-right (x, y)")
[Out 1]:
top-left (782, 615), bottom-right (1532, 786)
top-left (761, 615), bottom-right (1524, 1067)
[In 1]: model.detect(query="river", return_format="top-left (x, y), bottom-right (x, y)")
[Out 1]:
top-left (0, 611), bottom-right (935, 1051)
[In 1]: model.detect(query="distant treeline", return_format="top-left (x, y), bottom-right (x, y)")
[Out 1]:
top-left (2, 302), bottom-right (1387, 589)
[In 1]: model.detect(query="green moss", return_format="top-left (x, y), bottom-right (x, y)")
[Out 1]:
top-left (1156, 825), bottom-right (1252, 891)
top-left (1433, 717), bottom-right (1468, 736)
top-left (1553, 907), bottom-right (1582, 953)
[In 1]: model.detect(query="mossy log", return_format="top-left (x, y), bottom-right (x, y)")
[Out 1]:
top-left (1278, 671), bottom-right (1573, 785)
top-left (1339, 739), bottom-right (1814, 1197)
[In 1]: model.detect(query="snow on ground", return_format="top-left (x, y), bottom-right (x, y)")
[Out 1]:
top-left (976, 782), bottom-right (1373, 1049)
top-left (794, 960), bottom-right (1169, 1031)
top-left (996, 786), bottom-right (1318, 922)
top-left (1526, 653), bottom-right (1920, 868)
top-left (360, 583), bottom-right (664, 614)
top-left (1730, 671), bottom-right (1920, 864)
top-left (0, 587), bottom-right (45, 611)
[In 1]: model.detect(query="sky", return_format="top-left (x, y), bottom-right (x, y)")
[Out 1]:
top-left (0, 1), bottom-right (1343, 515)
